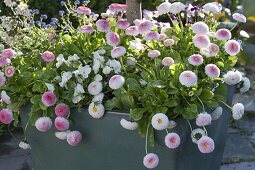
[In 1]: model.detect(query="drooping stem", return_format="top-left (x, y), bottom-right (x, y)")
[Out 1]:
top-left (167, 13), bottom-right (174, 26)
top-left (230, 22), bottom-right (238, 32)
top-left (219, 100), bottom-right (232, 110)
top-left (195, 94), bottom-right (205, 112)
top-left (145, 123), bottom-right (150, 154)
top-left (186, 119), bottom-right (193, 132)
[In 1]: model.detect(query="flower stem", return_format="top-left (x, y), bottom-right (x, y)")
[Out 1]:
top-left (219, 100), bottom-right (232, 110)
top-left (203, 126), bottom-right (208, 136)
top-left (145, 124), bottom-right (150, 155)
top-left (8, 124), bottom-right (19, 143)
top-left (167, 13), bottom-right (174, 26)
top-left (186, 119), bottom-right (193, 132)
top-left (230, 22), bottom-right (238, 32)
top-left (195, 94), bottom-right (205, 112)
top-left (178, 14), bottom-right (184, 29)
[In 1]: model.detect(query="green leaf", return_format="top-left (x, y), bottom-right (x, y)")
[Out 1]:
top-left (126, 78), bottom-right (141, 92)
top-left (149, 80), bottom-right (166, 88)
top-left (199, 89), bottom-right (214, 101)
top-left (130, 108), bottom-right (147, 121)
top-left (120, 94), bottom-right (134, 109)
top-left (182, 104), bottom-right (198, 119)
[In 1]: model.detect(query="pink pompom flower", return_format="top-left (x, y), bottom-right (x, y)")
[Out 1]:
top-left (215, 29), bottom-right (231, 40)
top-left (179, 71), bottom-right (198, 87)
top-left (125, 26), bottom-right (139, 36)
top-left (0, 72), bottom-right (6, 87)
top-left (77, 6), bottom-right (91, 15)
top-left (41, 91), bottom-right (57, 107)
top-left (4, 66), bottom-right (15, 77)
top-left (143, 153), bottom-right (159, 169)
top-left (55, 103), bottom-right (70, 117)
top-left (111, 46), bottom-right (126, 58)
top-left (116, 19), bottom-right (130, 29)
top-left (1, 91), bottom-right (11, 104)
top-left (208, 43), bottom-right (219, 56)
top-left (224, 40), bottom-right (240, 56)
top-left (109, 3), bottom-right (127, 13)
top-left (196, 112), bottom-right (212, 126)
top-left (0, 57), bottom-right (11, 67)
top-left (138, 20), bottom-right (153, 34)
top-left (188, 54), bottom-right (203, 66)
top-left (41, 51), bottom-right (55, 63)
top-left (79, 25), bottom-right (95, 34)
top-left (96, 19), bottom-right (110, 32)
top-left (67, 131), bottom-right (82, 146)
top-left (232, 13), bottom-right (246, 23)
top-left (35, 117), bottom-right (52, 132)
top-left (159, 34), bottom-right (167, 41)
top-left (197, 136), bottom-right (215, 153)
top-left (0, 109), bottom-right (13, 124)
top-left (1, 49), bottom-right (15, 58)
top-left (162, 57), bottom-right (174, 67)
top-left (106, 32), bottom-right (120, 47)
top-left (165, 133), bottom-right (181, 149)
top-left (145, 31), bottom-right (160, 41)
top-left (148, 50), bottom-right (160, 58)
top-left (55, 117), bottom-right (69, 131)
top-left (205, 64), bottom-right (220, 78)
top-left (164, 39), bottom-right (175, 47)
top-left (109, 75), bottom-right (125, 90)
top-left (193, 35), bottom-right (210, 49)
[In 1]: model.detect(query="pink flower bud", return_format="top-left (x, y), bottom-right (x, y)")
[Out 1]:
top-left (77, 6), bottom-right (91, 15)
top-left (41, 51), bottom-right (55, 63)
top-left (55, 103), bottom-right (70, 117)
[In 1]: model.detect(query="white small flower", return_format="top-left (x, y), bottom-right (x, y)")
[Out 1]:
top-left (72, 95), bottom-right (83, 104)
top-left (130, 38), bottom-right (145, 51)
top-left (106, 60), bottom-right (121, 74)
top-left (45, 83), bottom-right (55, 92)
top-left (223, 70), bottom-right (242, 85)
top-left (192, 22), bottom-right (209, 35)
top-left (74, 83), bottom-right (85, 96)
top-left (94, 74), bottom-right (103, 81)
top-left (109, 75), bottom-right (125, 90)
top-left (102, 66), bottom-right (112, 75)
top-left (167, 120), bottom-right (177, 129)
top-left (92, 93), bottom-right (104, 103)
top-left (157, 1), bottom-right (172, 15)
top-left (56, 54), bottom-right (65, 68)
top-left (232, 103), bottom-right (244, 120)
top-left (88, 81), bottom-right (103, 95)
top-left (65, 54), bottom-right (80, 66)
top-left (126, 57), bottom-right (137, 66)
top-left (59, 72), bottom-right (72, 88)
top-left (1, 91), bottom-right (11, 104)
top-left (96, 49), bottom-right (106, 54)
top-left (191, 128), bottom-right (206, 144)
top-left (19, 141), bottom-right (31, 149)
top-left (55, 130), bottom-right (71, 140)
top-left (232, 13), bottom-right (246, 23)
top-left (211, 106), bottom-right (223, 120)
top-left (169, 2), bottom-right (185, 15)
top-left (203, 3), bottom-right (220, 14)
top-left (73, 65), bottom-right (91, 79)
top-left (88, 102), bottom-right (105, 118)
top-left (151, 113), bottom-right (169, 130)
top-left (240, 77), bottom-right (250, 94)
top-left (120, 119), bottom-right (138, 130)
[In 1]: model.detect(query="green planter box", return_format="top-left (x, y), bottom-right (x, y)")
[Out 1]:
top-left (20, 86), bottom-right (234, 170)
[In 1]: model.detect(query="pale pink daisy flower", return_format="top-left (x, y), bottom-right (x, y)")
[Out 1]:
top-left (192, 22), bottom-right (209, 35)
top-left (77, 6), bottom-right (91, 15)
top-left (41, 91), bottom-right (57, 107)
top-left (0, 57), bottom-right (10, 67)
top-left (162, 57), bottom-right (174, 67)
top-left (96, 19), bottom-right (110, 32)
top-left (215, 29), bottom-right (231, 40)
top-left (35, 117), bottom-right (52, 132)
top-left (157, 1), bottom-right (171, 15)
top-left (138, 20), bottom-right (153, 34)
top-left (88, 81), bottom-right (103, 95)
top-left (0, 72), bottom-right (6, 87)
top-left (196, 112), bottom-right (212, 126)
top-left (88, 102), bottom-right (105, 118)
top-left (55, 103), bottom-right (70, 117)
top-left (208, 43), bottom-right (219, 56)
top-left (197, 136), bottom-right (215, 153)
top-left (143, 153), bottom-right (159, 169)
top-left (41, 51), bottom-right (55, 63)
top-left (205, 64), bottom-right (220, 78)
top-left (54, 117), bottom-right (69, 131)
top-left (4, 66), bottom-right (15, 77)
top-left (188, 54), bottom-right (203, 66)
top-left (165, 133), bottom-right (181, 149)
top-left (111, 46), bottom-right (126, 58)
top-left (116, 19), bottom-right (130, 29)
top-left (109, 75), bottom-right (125, 90)
top-left (151, 113), bottom-right (169, 130)
top-left (232, 103), bottom-right (244, 120)
top-left (0, 109), bottom-right (13, 124)
top-left (211, 106), bottom-right (223, 121)
top-left (79, 25), bottom-right (95, 34)
top-left (159, 34), bottom-right (167, 41)
top-left (232, 13), bottom-right (246, 23)
top-left (223, 70), bottom-right (242, 85)
top-left (108, 3), bottom-right (127, 13)
top-left (148, 50), bottom-right (160, 58)
top-left (179, 71), bottom-right (198, 87)
top-left (224, 40), bottom-right (240, 56)
top-left (67, 131), bottom-right (82, 146)
top-left (1, 91), bottom-right (11, 104)
top-left (145, 31), bottom-right (160, 41)
top-left (164, 39), bottom-right (175, 47)
top-left (1, 49), bottom-right (15, 58)
top-left (193, 35), bottom-right (210, 49)
top-left (106, 32), bottom-right (120, 47)
top-left (125, 26), bottom-right (139, 36)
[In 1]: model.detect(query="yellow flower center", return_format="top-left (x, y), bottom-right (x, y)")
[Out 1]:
top-left (203, 142), bottom-right (209, 147)
top-left (93, 106), bottom-right (98, 112)
top-left (149, 159), bottom-right (154, 164)
top-left (157, 118), bottom-right (163, 124)
top-left (7, 69), bottom-right (12, 74)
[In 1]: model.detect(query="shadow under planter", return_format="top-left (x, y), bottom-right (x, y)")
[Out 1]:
top-left (20, 86), bottom-right (235, 170)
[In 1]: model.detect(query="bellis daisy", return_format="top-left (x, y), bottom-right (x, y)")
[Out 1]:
top-left (55, 103), bottom-right (70, 117)
top-left (92, 93), bottom-right (104, 103)
top-left (116, 19), bottom-right (130, 29)
top-left (145, 31), bottom-right (160, 41)
top-left (138, 20), bottom-right (153, 34)
top-left (1, 48), bottom-right (15, 58)
top-left (77, 6), bottom-right (91, 15)
top-left (109, 75), bottom-right (125, 90)
top-left (41, 91), bottom-right (57, 107)
top-left (192, 22), bottom-right (209, 35)
top-left (169, 2), bottom-right (185, 15)
top-left (125, 26), bottom-right (139, 36)
top-left (215, 29), bottom-right (231, 40)
top-left (54, 117), bottom-right (69, 131)
top-left (96, 19), bottom-right (110, 32)
top-left (211, 106), bottom-right (223, 120)
top-left (4, 66), bottom-right (15, 77)
top-left (203, 3), bottom-right (220, 14)
top-left (79, 25), bottom-right (95, 34)
top-left (143, 153), bottom-right (159, 169)
top-left (179, 71), bottom-right (198, 87)
top-left (35, 117), bottom-right (52, 132)
top-left (55, 130), bottom-right (71, 140)
top-left (67, 131), bottom-right (82, 146)
top-left (223, 70), bottom-right (242, 85)
top-left (196, 112), bottom-right (212, 126)
top-left (163, 39), bottom-right (175, 47)
top-left (120, 119), bottom-right (138, 130)
top-left (232, 103), bottom-right (244, 120)
top-left (151, 113), bottom-right (169, 130)
top-left (148, 50), bottom-right (160, 58)
top-left (205, 64), bottom-right (220, 78)
top-left (240, 77), bottom-right (250, 94)
top-left (1, 91), bottom-right (11, 104)
top-left (0, 57), bottom-right (10, 67)
top-left (193, 35), bottom-right (210, 49)
top-left (188, 54), bottom-right (203, 66)
top-left (0, 72), bottom-right (6, 87)
top-left (0, 108), bottom-right (13, 124)
top-left (41, 51), bottom-right (55, 63)
top-left (111, 46), bottom-right (126, 58)
top-left (197, 136), bottom-right (215, 153)
top-left (88, 102), bottom-right (105, 119)
top-left (157, 1), bottom-right (171, 15)
top-left (224, 40), bottom-right (240, 56)
top-left (232, 13), bottom-right (246, 23)
top-left (162, 57), bottom-right (174, 67)
top-left (165, 133), bottom-right (181, 149)
top-left (88, 81), bottom-right (103, 95)
top-left (106, 32), bottom-right (120, 47)
top-left (191, 128), bottom-right (206, 144)
top-left (208, 43), bottom-right (219, 56)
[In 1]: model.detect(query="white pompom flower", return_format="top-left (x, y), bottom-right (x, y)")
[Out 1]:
top-left (223, 70), bottom-right (242, 85)
top-left (19, 141), bottom-right (31, 149)
top-left (205, 64), bottom-right (220, 78)
top-left (111, 46), bottom-right (126, 58)
top-left (151, 113), bottom-right (169, 130)
top-left (120, 119), bottom-right (138, 130)
top-left (232, 103), bottom-right (244, 120)
top-left (203, 3), bottom-right (220, 14)
top-left (109, 75), bottom-right (125, 90)
top-left (224, 40), bottom-right (240, 56)
top-left (192, 22), bottom-right (209, 35)
top-left (55, 130), bottom-right (71, 140)
top-left (169, 2), bottom-right (185, 15)
top-left (211, 106), bottom-right (223, 120)
top-left (179, 71), bottom-right (198, 87)
top-left (92, 93), bottom-right (104, 103)
top-left (88, 81), bottom-right (103, 95)
top-left (157, 1), bottom-right (172, 15)
top-left (88, 102), bottom-right (105, 119)
top-left (240, 77), bottom-right (250, 94)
